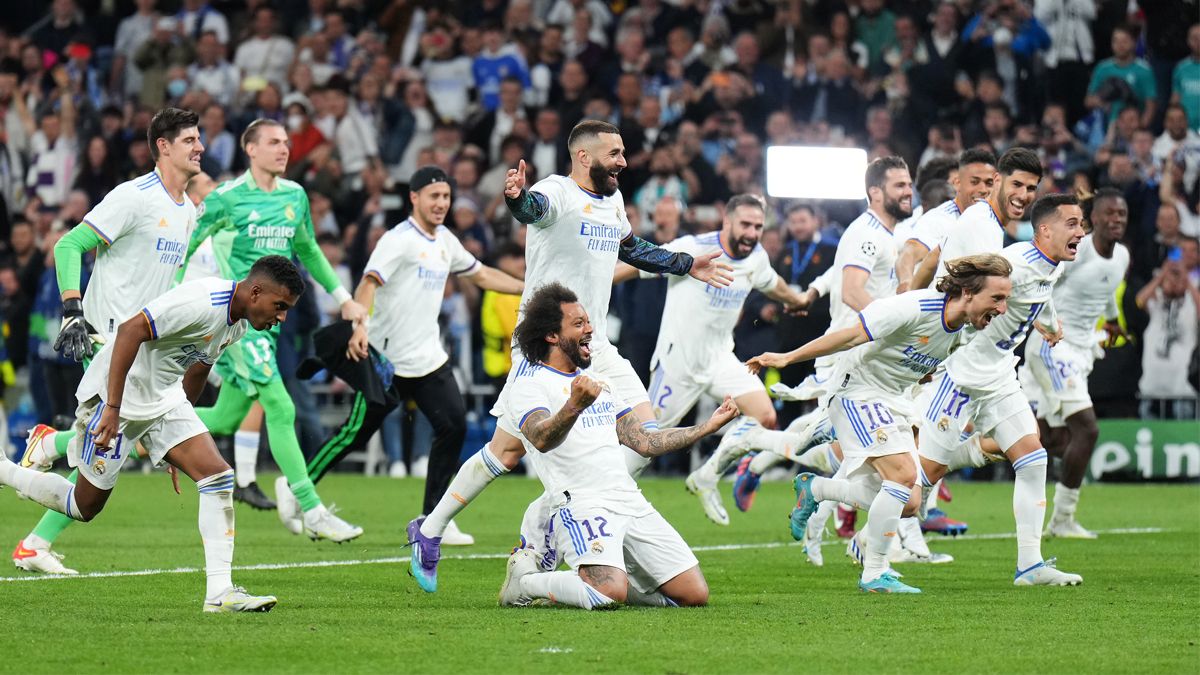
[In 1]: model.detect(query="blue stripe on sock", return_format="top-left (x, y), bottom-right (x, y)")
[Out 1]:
top-left (479, 449), bottom-right (504, 477)
top-left (1012, 449), bottom-right (1048, 471)
top-left (918, 467), bottom-right (933, 488)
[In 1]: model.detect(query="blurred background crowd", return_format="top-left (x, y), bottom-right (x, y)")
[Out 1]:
top-left (0, 0), bottom-right (1195, 476)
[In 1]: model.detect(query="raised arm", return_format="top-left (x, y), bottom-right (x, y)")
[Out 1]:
top-left (616, 395), bottom-right (739, 458)
top-left (460, 265), bottom-right (524, 295)
top-left (619, 236), bottom-right (733, 286)
top-left (746, 323), bottom-right (869, 373)
top-left (912, 245), bottom-right (941, 290)
top-left (520, 374), bottom-right (602, 452)
top-left (91, 312), bottom-right (155, 449)
top-left (896, 239), bottom-right (930, 293)
top-left (503, 159), bottom-right (550, 224)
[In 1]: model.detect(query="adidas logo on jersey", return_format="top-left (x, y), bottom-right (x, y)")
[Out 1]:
top-left (249, 210), bottom-right (261, 221)
top-left (583, 203), bottom-right (593, 213)
top-left (158, 217), bottom-right (169, 228)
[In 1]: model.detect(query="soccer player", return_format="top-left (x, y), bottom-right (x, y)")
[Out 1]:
top-left (1020, 188), bottom-right (1130, 538)
top-left (406, 120), bottom-right (733, 592)
top-left (917, 194), bottom-right (1086, 586)
top-left (303, 166), bottom-right (525, 542)
top-left (496, 283), bottom-right (739, 609)
top-left (895, 149), bottom-right (998, 293)
top-left (610, 194), bottom-right (811, 524)
top-left (0, 256), bottom-right (304, 611)
top-left (182, 118), bottom-right (368, 542)
top-left (14, 108), bottom-right (204, 575)
top-left (751, 253), bottom-right (1014, 592)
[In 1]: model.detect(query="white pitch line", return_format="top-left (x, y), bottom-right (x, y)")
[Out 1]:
top-left (0, 527), bottom-right (1169, 584)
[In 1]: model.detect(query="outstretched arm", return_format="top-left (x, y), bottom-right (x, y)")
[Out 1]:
top-left (460, 265), bottom-right (524, 295)
top-left (746, 323), bottom-right (869, 374)
top-left (619, 236), bottom-right (733, 286)
top-left (616, 396), bottom-right (740, 458)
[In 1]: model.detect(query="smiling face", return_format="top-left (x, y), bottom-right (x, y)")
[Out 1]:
top-left (1037, 204), bottom-right (1086, 262)
top-left (877, 167), bottom-right (913, 220)
top-left (957, 161), bottom-right (997, 205)
top-left (553, 302), bottom-right (593, 369)
top-left (964, 274), bottom-right (1011, 330)
top-left (580, 132), bottom-right (626, 196)
top-left (1091, 195), bottom-right (1128, 245)
top-left (245, 280), bottom-right (298, 331)
top-left (412, 180), bottom-right (452, 227)
top-left (994, 169), bottom-right (1040, 223)
top-left (723, 204), bottom-right (765, 258)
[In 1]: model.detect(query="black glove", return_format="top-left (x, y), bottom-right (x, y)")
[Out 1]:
top-left (53, 298), bottom-right (93, 362)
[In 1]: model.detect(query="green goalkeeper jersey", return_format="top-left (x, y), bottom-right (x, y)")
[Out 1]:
top-left (184, 170), bottom-right (342, 293)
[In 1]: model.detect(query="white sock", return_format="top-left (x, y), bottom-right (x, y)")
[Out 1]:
top-left (947, 433), bottom-right (989, 470)
top-left (625, 585), bottom-right (679, 607)
top-left (794, 441), bottom-right (835, 473)
top-left (233, 431), bottom-right (259, 488)
top-left (748, 428), bottom-right (803, 460)
top-left (862, 480), bottom-right (910, 582)
top-left (810, 476), bottom-right (878, 510)
top-left (1051, 482), bottom-right (1080, 521)
top-left (421, 445), bottom-right (509, 538)
top-left (1012, 449), bottom-right (1049, 570)
top-left (925, 479), bottom-right (941, 513)
top-left (808, 498), bottom-right (837, 534)
top-left (519, 571), bottom-right (617, 609)
top-left (197, 470), bottom-right (236, 601)
top-left (897, 517), bottom-right (931, 557)
top-left (40, 430), bottom-right (67, 461)
top-left (24, 533), bottom-right (51, 550)
top-left (0, 458), bottom-right (84, 520)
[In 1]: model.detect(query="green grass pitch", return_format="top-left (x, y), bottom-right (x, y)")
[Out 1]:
top-left (0, 473), bottom-right (1196, 673)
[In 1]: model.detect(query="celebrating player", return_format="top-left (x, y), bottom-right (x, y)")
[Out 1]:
top-left (1020, 188), bottom-right (1130, 538)
top-left (917, 194), bottom-right (1086, 586)
top-left (1, 256), bottom-right (304, 611)
top-left (753, 254), bottom-right (1013, 592)
top-left (14, 108), bottom-right (204, 575)
top-left (406, 119), bottom-right (733, 592)
top-left (304, 165), bottom-right (524, 543)
top-left (182, 118), bottom-right (369, 543)
top-left (496, 283), bottom-right (739, 609)
top-left (611, 194), bottom-right (811, 524)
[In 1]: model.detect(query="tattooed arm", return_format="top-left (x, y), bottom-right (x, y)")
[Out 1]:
top-left (520, 374), bottom-right (603, 452)
top-left (616, 396), bottom-right (740, 458)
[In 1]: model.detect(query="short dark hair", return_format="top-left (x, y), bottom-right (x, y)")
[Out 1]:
top-left (726, 193), bottom-right (765, 215)
top-left (865, 155), bottom-right (909, 194)
top-left (248, 255), bottom-right (306, 297)
top-left (959, 148), bottom-right (997, 169)
top-left (920, 179), bottom-right (955, 210)
top-left (1030, 193), bottom-right (1079, 229)
top-left (1092, 186), bottom-right (1125, 207)
top-left (916, 157), bottom-right (958, 190)
top-left (997, 147), bottom-right (1042, 179)
top-left (514, 283), bottom-right (579, 364)
top-left (241, 118), bottom-right (286, 150)
top-left (147, 107), bottom-right (200, 160)
top-left (786, 203), bottom-right (816, 218)
top-left (984, 101), bottom-right (1011, 119)
top-left (567, 119), bottom-right (620, 152)
top-left (494, 242), bottom-right (525, 260)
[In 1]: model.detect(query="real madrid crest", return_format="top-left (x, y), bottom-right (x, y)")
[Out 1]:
top-left (875, 429), bottom-right (888, 444)
top-left (937, 417), bottom-right (950, 432)
top-left (591, 540), bottom-right (604, 554)
top-left (285, 204), bottom-right (296, 221)
top-left (93, 458), bottom-right (106, 475)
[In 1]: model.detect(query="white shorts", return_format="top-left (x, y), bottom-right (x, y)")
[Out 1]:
top-left (492, 343), bottom-right (649, 438)
top-left (917, 370), bottom-right (1037, 465)
top-left (67, 397), bottom-right (208, 490)
top-left (828, 391), bottom-right (917, 463)
top-left (551, 501), bottom-right (699, 594)
top-left (1021, 332), bottom-right (1096, 427)
top-left (647, 351), bottom-right (764, 427)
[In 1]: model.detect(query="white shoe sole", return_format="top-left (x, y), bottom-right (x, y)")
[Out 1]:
top-left (684, 474), bottom-right (729, 526)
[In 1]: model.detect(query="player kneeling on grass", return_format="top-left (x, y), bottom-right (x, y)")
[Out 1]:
top-left (498, 283), bottom-right (739, 609)
top-left (0, 255), bottom-right (304, 612)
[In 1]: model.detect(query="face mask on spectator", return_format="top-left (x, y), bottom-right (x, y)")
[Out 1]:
top-left (287, 114), bottom-right (306, 131)
top-left (167, 79), bottom-right (188, 98)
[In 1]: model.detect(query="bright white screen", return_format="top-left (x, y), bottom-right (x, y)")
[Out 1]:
top-left (765, 146), bottom-right (868, 200)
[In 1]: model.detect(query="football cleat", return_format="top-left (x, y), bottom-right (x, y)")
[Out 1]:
top-left (938, 481), bottom-right (953, 502)
top-left (498, 548), bottom-right (539, 607)
top-left (835, 505), bottom-right (858, 538)
top-left (801, 519), bottom-right (824, 567)
top-left (789, 473), bottom-right (819, 540)
top-left (1014, 558), bottom-right (1082, 586)
top-left (441, 519), bottom-right (475, 546)
top-left (274, 476), bottom-right (302, 535)
top-left (920, 508), bottom-right (968, 536)
top-left (12, 540), bottom-right (78, 575)
top-left (731, 454), bottom-right (761, 512)
top-left (888, 547), bottom-right (954, 564)
top-left (685, 472), bottom-right (729, 526)
top-left (203, 586), bottom-right (277, 613)
top-left (407, 517), bottom-right (441, 593)
top-left (303, 504), bottom-right (363, 543)
top-left (1045, 516), bottom-right (1098, 540)
top-left (20, 424), bottom-right (57, 471)
top-left (859, 573), bottom-right (921, 594)
top-left (234, 481), bottom-right (277, 511)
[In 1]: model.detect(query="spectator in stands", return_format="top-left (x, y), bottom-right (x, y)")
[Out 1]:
top-left (1086, 24), bottom-right (1157, 129)
top-left (1135, 259), bottom-right (1200, 420)
top-left (234, 6), bottom-right (296, 91)
top-left (419, 24), bottom-right (474, 123)
top-left (473, 22), bottom-right (529, 113)
top-left (1172, 25), bottom-right (1200, 131)
top-left (24, 69), bottom-right (76, 212)
top-left (325, 75), bottom-right (379, 179)
top-left (28, 0), bottom-right (89, 61)
top-left (395, 78), bottom-right (436, 179)
top-left (72, 135), bottom-right (118, 207)
top-left (284, 92), bottom-right (328, 170)
top-left (134, 16), bottom-right (194, 109)
top-left (111, 0), bottom-right (157, 103)
top-left (854, 0), bottom-right (895, 76)
top-left (468, 75), bottom-right (531, 165)
top-left (189, 31), bottom-right (239, 107)
top-left (1154, 104), bottom-right (1200, 191)
top-left (199, 103), bottom-right (235, 175)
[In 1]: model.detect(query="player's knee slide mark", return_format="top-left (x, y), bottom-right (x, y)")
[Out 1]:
top-left (197, 470), bottom-right (236, 495)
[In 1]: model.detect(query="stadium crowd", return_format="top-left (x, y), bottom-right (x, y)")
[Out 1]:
top-left (0, 0), bottom-right (1196, 474)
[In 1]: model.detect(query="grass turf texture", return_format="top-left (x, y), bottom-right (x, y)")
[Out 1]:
top-left (0, 474), bottom-right (1196, 674)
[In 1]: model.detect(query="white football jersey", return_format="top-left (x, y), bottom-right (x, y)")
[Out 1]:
top-left (523, 175), bottom-right (633, 351)
top-left (505, 363), bottom-right (651, 515)
top-left (364, 218), bottom-right (481, 377)
top-left (828, 208), bottom-right (898, 330)
top-left (1053, 234), bottom-right (1130, 350)
top-left (892, 203), bottom-right (923, 253)
top-left (909, 199), bottom-right (963, 263)
top-left (651, 232), bottom-right (779, 374)
top-left (935, 200), bottom-right (1005, 285)
top-left (80, 171), bottom-right (197, 339)
top-left (946, 242), bottom-right (1063, 390)
top-left (78, 277), bottom-right (248, 420)
top-left (835, 289), bottom-right (967, 398)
